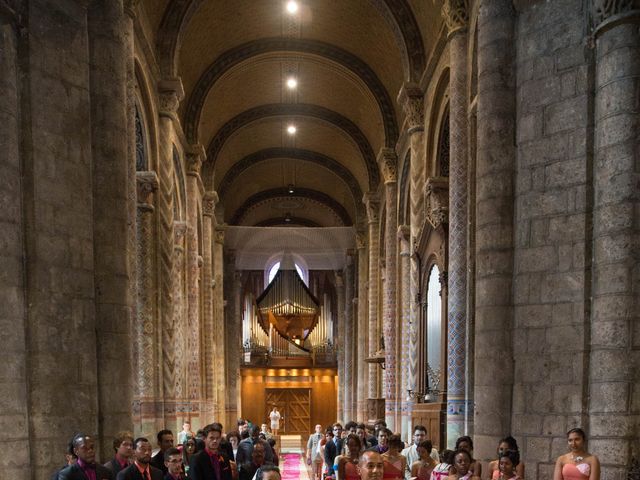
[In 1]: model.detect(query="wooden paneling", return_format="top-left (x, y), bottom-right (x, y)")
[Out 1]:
top-left (240, 367), bottom-right (337, 434)
top-left (266, 388), bottom-right (310, 434)
top-left (411, 403), bottom-right (445, 452)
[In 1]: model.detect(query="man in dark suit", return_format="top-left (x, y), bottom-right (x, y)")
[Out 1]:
top-left (163, 447), bottom-right (184, 480)
top-left (323, 423), bottom-right (343, 477)
top-left (238, 442), bottom-right (272, 480)
top-left (151, 430), bottom-right (174, 475)
top-left (116, 437), bottom-right (163, 480)
top-left (104, 431), bottom-right (134, 477)
top-left (236, 425), bottom-right (274, 466)
top-left (58, 434), bottom-right (113, 480)
top-left (189, 424), bottom-right (233, 480)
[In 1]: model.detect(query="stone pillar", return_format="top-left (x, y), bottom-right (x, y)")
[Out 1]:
top-left (343, 253), bottom-right (356, 422)
top-left (213, 224), bottom-right (227, 420)
top-left (225, 260), bottom-right (242, 428)
top-left (379, 149), bottom-right (399, 430)
top-left (442, 0), bottom-right (471, 444)
top-left (397, 225), bottom-right (412, 439)
top-left (172, 222), bottom-right (188, 416)
top-left (202, 192), bottom-right (216, 417)
top-left (336, 272), bottom-right (345, 422)
top-left (134, 171), bottom-right (160, 433)
top-left (364, 194), bottom-right (381, 404)
top-left (474, 0), bottom-right (516, 459)
top-left (590, 2), bottom-right (640, 476)
top-left (355, 232), bottom-right (369, 421)
top-left (186, 147), bottom-right (204, 421)
top-left (397, 84), bottom-right (425, 438)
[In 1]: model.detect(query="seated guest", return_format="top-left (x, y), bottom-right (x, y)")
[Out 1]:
top-left (239, 442), bottom-right (272, 480)
top-left (117, 437), bottom-right (163, 480)
top-left (445, 449), bottom-right (480, 480)
top-left (59, 434), bottom-right (113, 480)
top-left (431, 450), bottom-right (455, 480)
top-left (455, 437), bottom-right (481, 479)
top-left (105, 431), bottom-right (134, 477)
top-left (164, 447), bottom-right (184, 480)
top-left (152, 430), bottom-right (175, 475)
top-left (182, 438), bottom-right (198, 478)
top-left (410, 441), bottom-right (436, 480)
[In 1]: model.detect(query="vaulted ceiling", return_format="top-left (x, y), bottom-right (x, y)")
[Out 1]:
top-left (142, 0), bottom-right (443, 227)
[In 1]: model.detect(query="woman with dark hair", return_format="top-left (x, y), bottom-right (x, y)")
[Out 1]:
top-left (182, 437), bottom-right (198, 477)
top-left (410, 440), bottom-right (436, 480)
top-left (445, 449), bottom-right (480, 480)
top-left (486, 436), bottom-right (524, 480)
top-left (335, 433), bottom-right (362, 480)
top-left (382, 435), bottom-right (407, 480)
top-left (553, 428), bottom-right (600, 480)
top-left (454, 437), bottom-right (481, 478)
top-left (431, 450), bottom-right (455, 480)
top-left (226, 431), bottom-right (241, 461)
top-left (496, 450), bottom-right (520, 480)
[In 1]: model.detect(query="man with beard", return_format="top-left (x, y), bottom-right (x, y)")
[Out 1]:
top-left (58, 434), bottom-right (113, 480)
top-left (116, 438), bottom-right (163, 480)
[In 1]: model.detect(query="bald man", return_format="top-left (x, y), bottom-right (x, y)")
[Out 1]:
top-left (357, 451), bottom-right (384, 480)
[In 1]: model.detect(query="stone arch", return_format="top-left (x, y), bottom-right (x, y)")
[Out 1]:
top-left (425, 66), bottom-right (450, 177)
top-left (182, 38), bottom-right (398, 147)
top-left (203, 104), bottom-right (380, 191)
top-left (255, 217), bottom-right (321, 227)
top-left (229, 187), bottom-right (353, 226)
top-left (134, 60), bottom-right (159, 171)
top-left (156, 0), bottom-right (424, 81)
top-left (217, 147), bottom-right (364, 214)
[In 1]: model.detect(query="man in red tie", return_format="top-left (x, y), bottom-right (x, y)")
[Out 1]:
top-left (116, 438), bottom-right (163, 480)
top-left (58, 434), bottom-right (113, 480)
top-left (189, 424), bottom-right (233, 480)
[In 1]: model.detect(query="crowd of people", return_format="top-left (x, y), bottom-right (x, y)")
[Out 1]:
top-left (51, 418), bottom-right (600, 480)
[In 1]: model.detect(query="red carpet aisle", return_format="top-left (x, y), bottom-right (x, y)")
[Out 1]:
top-left (281, 453), bottom-right (309, 480)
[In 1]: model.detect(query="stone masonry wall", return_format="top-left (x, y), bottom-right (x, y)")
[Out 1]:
top-left (513, 1), bottom-right (591, 478)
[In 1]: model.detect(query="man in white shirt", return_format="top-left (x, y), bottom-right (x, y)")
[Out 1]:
top-left (306, 424), bottom-right (324, 480)
top-left (400, 426), bottom-right (439, 480)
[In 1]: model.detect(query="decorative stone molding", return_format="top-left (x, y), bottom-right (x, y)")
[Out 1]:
top-left (378, 148), bottom-right (398, 184)
top-left (592, 0), bottom-right (640, 29)
top-left (363, 192), bottom-right (380, 224)
top-left (214, 225), bottom-right (226, 245)
top-left (424, 176), bottom-right (449, 229)
top-left (356, 232), bottom-right (367, 250)
top-left (442, 0), bottom-right (469, 34)
top-left (397, 83), bottom-right (425, 133)
top-left (203, 191), bottom-right (219, 217)
top-left (158, 77), bottom-right (184, 117)
top-left (397, 224), bottom-right (411, 242)
top-left (136, 171), bottom-right (159, 205)
top-left (123, 0), bottom-right (141, 18)
top-left (186, 144), bottom-right (205, 178)
top-left (174, 221), bottom-right (187, 244)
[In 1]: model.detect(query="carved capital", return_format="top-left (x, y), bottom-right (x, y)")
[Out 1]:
top-left (136, 170), bottom-right (159, 205)
top-left (363, 192), bottom-right (380, 224)
top-left (174, 221), bottom-right (187, 244)
top-left (158, 78), bottom-right (184, 117)
top-left (397, 224), bottom-right (411, 241)
top-left (442, 0), bottom-right (469, 34)
top-left (356, 231), bottom-right (367, 250)
top-left (335, 272), bottom-right (344, 287)
top-left (397, 84), bottom-right (425, 132)
top-left (214, 225), bottom-right (227, 245)
top-left (377, 148), bottom-right (398, 184)
top-left (186, 144), bottom-right (206, 177)
top-left (591, 0), bottom-right (640, 32)
top-left (424, 176), bottom-right (449, 229)
top-left (203, 191), bottom-right (219, 217)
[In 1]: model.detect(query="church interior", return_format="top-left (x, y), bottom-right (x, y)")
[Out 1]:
top-left (1, 0), bottom-right (639, 479)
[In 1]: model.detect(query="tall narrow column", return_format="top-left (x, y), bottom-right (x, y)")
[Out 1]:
top-left (442, 0), bottom-right (471, 444)
top-left (213, 224), bottom-right (227, 419)
top-left (474, 0), bottom-right (516, 459)
top-left (356, 232), bottom-right (369, 421)
top-left (225, 263), bottom-right (242, 428)
top-left (172, 222), bottom-right (187, 414)
top-left (590, 3), bottom-right (640, 476)
top-left (364, 194), bottom-right (381, 412)
top-left (202, 193), bottom-right (216, 417)
top-left (343, 253), bottom-right (355, 422)
top-left (379, 149), bottom-right (399, 430)
top-left (186, 147), bottom-right (204, 420)
top-left (397, 85), bottom-right (425, 438)
top-left (397, 225), bottom-right (412, 439)
top-left (336, 272), bottom-right (345, 422)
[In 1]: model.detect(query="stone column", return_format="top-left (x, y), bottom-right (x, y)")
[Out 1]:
top-left (225, 261), bottom-right (242, 428)
top-left (343, 253), bottom-right (356, 422)
top-left (355, 232), bottom-right (369, 421)
top-left (336, 272), bottom-right (345, 422)
top-left (474, 0), bottom-right (516, 459)
top-left (397, 84), bottom-right (425, 438)
top-left (213, 224), bottom-right (227, 420)
top-left (202, 192), bottom-right (216, 417)
top-left (134, 171), bottom-right (160, 433)
top-left (397, 225), bottom-right (412, 439)
top-left (590, 2), bottom-right (640, 476)
top-left (186, 147), bottom-right (204, 420)
top-left (364, 194), bottom-right (381, 406)
top-left (379, 149), bottom-right (399, 430)
top-left (442, 0), bottom-right (472, 444)
top-left (172, 222), bottom-right (188, 416)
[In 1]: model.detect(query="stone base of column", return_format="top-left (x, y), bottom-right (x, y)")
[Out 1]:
top-left (367, 398), bottom-right (385, 423)
top-left (398, 400), bottom-right (413, 440)
top-left (446, 398), bottom-right (473, 448)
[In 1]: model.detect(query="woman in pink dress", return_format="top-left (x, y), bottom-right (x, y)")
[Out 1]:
top-left (335, 434), bottom-right (362, 480)
top-left (445, 450), bottom-right (480, 480)
top-left (553, 428), bottom-right (600, 480)
top-left (382, 435), bottom-right (407, 480)
top-left (410, 440), bottom-right (437, 480)
top-left (486, 437), bottom-right (524, 480)
top-left (495, 450), bottom-right (520, 480)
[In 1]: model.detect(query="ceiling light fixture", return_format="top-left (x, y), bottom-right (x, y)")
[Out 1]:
top-left (287, 125), bottom-right (297, 135)
top-left (286, 1), bottom-right (299, 14)
top-left (286, 77), bottom-right (298, 89)
top-left (284, 212), bottom-right (292, 222)
top-left (287, 184), bottom-right (295, 194)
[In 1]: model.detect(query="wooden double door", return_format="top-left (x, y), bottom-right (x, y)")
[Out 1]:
top-left (265, 388), bottom-right (310, 435)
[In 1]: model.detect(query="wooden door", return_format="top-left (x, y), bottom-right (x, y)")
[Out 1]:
top-left (266, 388), bottom-right (310, 435)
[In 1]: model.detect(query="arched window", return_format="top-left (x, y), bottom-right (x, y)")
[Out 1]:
top-left (265, 259), bottom-right (308, 286)
top-left (268, 262), bottom-right (281, 283)
top-left (426, 265), bottom-right (442, 388)
top-left (134, 103), bottom-right (147, 171)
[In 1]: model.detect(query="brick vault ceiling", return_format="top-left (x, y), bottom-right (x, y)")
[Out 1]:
top-left (141, 0), bottom-right (442, 226)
